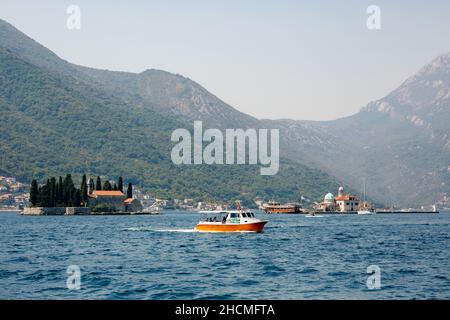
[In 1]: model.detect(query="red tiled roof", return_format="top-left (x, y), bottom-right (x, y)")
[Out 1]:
top-left (335, 196), bottom-right (351, 201)
top-left (92, 190), bottom-right (124, 197)
top-left (124, 198), bottom-right (134, 204)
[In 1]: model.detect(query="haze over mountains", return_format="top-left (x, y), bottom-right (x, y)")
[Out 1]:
top-left (1, 18), bottom-right (449, 207)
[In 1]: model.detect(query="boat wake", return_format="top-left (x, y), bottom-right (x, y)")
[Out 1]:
top-left (123, 227), bottom-right (197, 233)
top-left (123, 227), bottom-right (153, 232)
top-left (155, 228), bottom-right (198, 233)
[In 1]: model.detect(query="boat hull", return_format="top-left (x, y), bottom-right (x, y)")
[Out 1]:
top-left (195, 221), bottom-right (268, 233)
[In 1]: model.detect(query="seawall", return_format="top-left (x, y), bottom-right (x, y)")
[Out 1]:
top-left (22, 207), bottom-right (91, 215)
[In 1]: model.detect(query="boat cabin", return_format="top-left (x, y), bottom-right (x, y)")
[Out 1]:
top-left (199, 211), bottom-right (256, 224)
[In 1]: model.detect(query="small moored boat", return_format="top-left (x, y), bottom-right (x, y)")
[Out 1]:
top-left (357, 179), bottom-right (376, 215)
top-left (195, 202), bottom-right (268, 233)
top-left (357, 210), bottom-right (376, 215)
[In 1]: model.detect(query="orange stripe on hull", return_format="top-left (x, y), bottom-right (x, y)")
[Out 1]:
top-left (195, 221), bottom-right (267, 233)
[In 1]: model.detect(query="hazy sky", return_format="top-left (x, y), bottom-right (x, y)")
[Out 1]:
top-left (1, 0), bottom-right (449, 120)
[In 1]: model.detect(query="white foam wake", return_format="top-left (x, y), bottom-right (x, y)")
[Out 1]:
top-left (155, 228), bottom-right (198, 233)
top-left (123, 227), bottom-right (197, 233)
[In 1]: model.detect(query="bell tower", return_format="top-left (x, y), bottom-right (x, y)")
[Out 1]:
top-left (338, 186), bottom-right (344, 197)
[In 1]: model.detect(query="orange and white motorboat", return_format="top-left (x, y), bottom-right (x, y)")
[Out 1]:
top-left (195, 207), bottom-right (268, 233)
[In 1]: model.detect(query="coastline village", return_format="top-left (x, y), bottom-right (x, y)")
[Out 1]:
top-left (0, 174), bottom-right (446, 215)
top-left (0, 176), bottom-right (28, 210)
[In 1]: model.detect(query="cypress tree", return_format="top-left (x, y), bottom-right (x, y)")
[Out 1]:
top-left (30, 179), bottom-right (38, 206)
top-left (96, 176), bottom-right (102, 190)
top-left (57, 176), bottom-right (63, 204)
top-left (66, 187), bottom-right (72, 206)
top-left (50, 177), bottom-right (56, 207)
top-left (126, 183), bottom-right (133, 199)
top-left (80, 174), bottom-right (88, 204)
top-left (63, 174), bottom-right (75, 206)
top-left (113, 183), bottom-right (118, 191)
top-left (73, 190), bottom-right (81, 207)
top-left (37, 186), bottom-right (44, 207)
top-left (62, 176), bottom-right (67, 205)
top-left (118, 177), bottom-right (123, 192)
top-left (103, 181), bottom-right (112, 191)
top-left (42, 180), bottom-right (51, 207)
top-left (55, 182), bottom-right (60, 206)
top-left (46, 179), bottom-right (51, 207)
top-left (70, 185), bottom-right (77, 206)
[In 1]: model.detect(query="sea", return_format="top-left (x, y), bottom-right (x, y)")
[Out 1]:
top-left (0, 211), bottom-right (449, 299)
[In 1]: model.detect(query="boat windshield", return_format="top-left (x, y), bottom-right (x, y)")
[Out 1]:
top-left (200, 212), bottom-right (227, 222)
top-left (199, 211), bottom-right (255, 222)
top-left (241, 212), bottom-right (254, 218)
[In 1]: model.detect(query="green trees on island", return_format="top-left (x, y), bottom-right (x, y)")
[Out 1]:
top-left (29, 174), bottom-right (79, 207)
top-left (29, 174), bottom-right (133, 207)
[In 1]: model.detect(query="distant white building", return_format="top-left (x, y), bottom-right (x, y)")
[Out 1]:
top-left (315, 186), bottom-right (371, 213)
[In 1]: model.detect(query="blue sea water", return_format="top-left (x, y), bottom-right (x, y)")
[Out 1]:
top-left (0, 211), bottom-right (449, 300)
